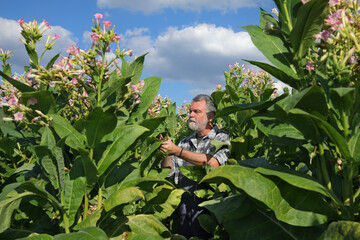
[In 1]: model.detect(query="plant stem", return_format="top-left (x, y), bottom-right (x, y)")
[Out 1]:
top-left (97, 187), bottom-right (103, 210)
top-left (83, 194), bottom-right (89, 220)
top-left (97, 54), bottom-right (106, 107)
top-left (342, 111), bottom-right (349, 141)
top-left (319, 143), bottom-right (332, 190)
top-left (282, 0), bottom-right (293, 33)
top-left (60, 190), bottom-right (70, 233)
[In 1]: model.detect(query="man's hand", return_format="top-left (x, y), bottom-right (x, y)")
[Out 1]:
top-left (160, 137), bottom-right (181, 156)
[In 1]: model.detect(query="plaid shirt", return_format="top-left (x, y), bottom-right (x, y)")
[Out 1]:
top-left (170, 126), bottom-right (230, 185)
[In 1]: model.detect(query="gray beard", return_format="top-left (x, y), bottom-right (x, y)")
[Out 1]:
top-left (188, 119), bottom-right (207, 132)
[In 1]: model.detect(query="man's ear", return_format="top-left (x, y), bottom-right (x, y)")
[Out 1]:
top-left (207, 112), bottom-right (215, 121)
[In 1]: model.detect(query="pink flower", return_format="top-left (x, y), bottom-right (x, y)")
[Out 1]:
top-left (139, 80), bottom-right (145, 87)
top-left (17, 19), bottom-right (25, 27)
top-left (128, 49), bottom-right (133, 57)
top-left (8, 97), bottom-right (18, 105)
top-left (306, 61), bottom-right (314, 71)
top-left (14, 112), bottom-right (23, 121)
top-left (132, 85), bottom-right (139, 93)
top-left (106, 46), bottom-right (110, 52)
top-left (94, 13), bottom-right (103, 19)
top-left (28, 97), bottom-right (37, 105)
top-left (325, 9), bottom-right (344, 31)
top-left (82, 91), bottom-right (88, 97)
top-left (103, 20), bottom-right (112, 29)
top-left (301, 0), bottom-right (311, 4)
top-left (114, 35), bottom-right (121, 44)
top-left (216, 84), bottom-right (222, 90)
top-left (91, 32), bottom-right (99, 41)
top-left (72, 78), bottom-right (78, 84)
top-left (67, 44), bottom-right (80, 55)
top-left (54, 34), bottom-right (60, 39)
top-left (43, 19), bottom-right (50, 28)
top-left (314, 30), bottom-right (332, 41)
top-left (135, 99), bottom-right (141, 104)
top-left (49, 81), bottom-right (56, 87)
top-left (69, 99), bottom-right (74, 106)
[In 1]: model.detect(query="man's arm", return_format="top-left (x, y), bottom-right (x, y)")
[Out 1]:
top-left (160, 138), bottom-right (220, 168)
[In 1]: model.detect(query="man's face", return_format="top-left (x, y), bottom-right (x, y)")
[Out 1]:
top-left (188, 100), bottom-right (209, 132)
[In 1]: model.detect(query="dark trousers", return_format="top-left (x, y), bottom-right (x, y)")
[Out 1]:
top-left (178, 177), bottom-right (212, 239)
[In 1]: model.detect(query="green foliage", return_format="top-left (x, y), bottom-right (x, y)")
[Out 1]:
top-left (0, 15), bottom-right (184, 240)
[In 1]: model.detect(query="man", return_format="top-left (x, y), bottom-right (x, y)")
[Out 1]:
top-left (160, 94), bottom-right (230, 239)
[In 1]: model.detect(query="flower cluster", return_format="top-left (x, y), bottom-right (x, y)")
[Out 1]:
top-left (308, 0), bottom-right (360, 87)
top-left (130, 80), bottom-right (145, 105)
top-left (224, 62), bottom-right (275, 99)
top-left (1, 14), bottom-right (137, 125)
top-left (148, 94), bottom-right (172, 118)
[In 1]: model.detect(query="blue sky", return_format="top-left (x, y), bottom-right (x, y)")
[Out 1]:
top-left (1, 0), bottom-right (277, 105)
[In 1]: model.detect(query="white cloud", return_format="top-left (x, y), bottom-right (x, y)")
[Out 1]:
top-left (121, 23), bottom-right (266, 89)
top-left (0, 17), bottom-right (76, 74)
top-left (97, 0), bottom-right (271, 14)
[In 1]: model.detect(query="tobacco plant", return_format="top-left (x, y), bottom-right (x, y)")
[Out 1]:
top-left (197, 0), bottom-right (360, 239)
top-left (0, 14), bottom-right (185, 240)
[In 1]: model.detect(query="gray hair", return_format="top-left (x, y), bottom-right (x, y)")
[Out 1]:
top-left (192, 94), bottom-right (216, 114)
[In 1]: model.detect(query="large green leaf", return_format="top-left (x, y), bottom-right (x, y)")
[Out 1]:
top-left (21, 91), bottom-right (56, 114)
top-left (49, 114), bottom-right (85, 150)
top-left (223, 208), bottom-right (326, 240)
top-left (321, 221), bottom-right (360, 239)
top-left (153, 188), bottom-right (185, 220)
top-left (290, 0), bottom-right (328, 59)
top-left (329, 88), bottom-right (356, 113)
top-left (349, 131), bottom-right (360, 163)
top-left (201, 165), bottom-right (338, 226)
top-left (129, 76), bottom-right (162, 123)
top-left (73, 210), bottom-right (102, 230)
top-left (64, 158), bottom-right (87, 226)
top-left (255, 166), bottom-right (343, 208)
top-left (126, 53), bottom-right (147, 84)
top-left (270, 85), bottom-right (328, 120)
top-left (25, 44), bottom-right (39, 66)
top-left (0, 70), bottom-right (36, 93)
top-left (199, 193), bottom-right (254, 224)
top-left (101, 72), bottom-right (131, 106)
top-left (97, 125), bottom-right (149, 176)
top-left (0, 199), bottom-right (21, 233)
top-left (104, 187), bottom-right (144, 212)
top-left (242, 25), bottom-right (298, 79)
top-left (180, 166), bottom-right (207, 182)
top-left (139, 141), bottom-right (163, 176)
top-left (85, 107), bottom-right (117, 148)
top-left (40, 126), bottom-right (56, 147)
top-left (78, 150), bottom-right (98, 192)
top-left (35, 146), bottom-right (61, 190)
top-left (0, 137), bottom-right (16, 156)
top-left (126, 214), bottom-right (171, 238)
top-left (45, 52), bottom-right (60, 70)
top-left (54, 226), bottom-right (109, 240)
top-left (289, 108), bottom-right (351, 160)
top-left (0, 181), bottom-right (63, 214)
top-left (253, 115), bottom-right (307, 146)
top-left (19, 234), bottom-right (54, 240)
top-left (131, 233), bottom-right (164, 240)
